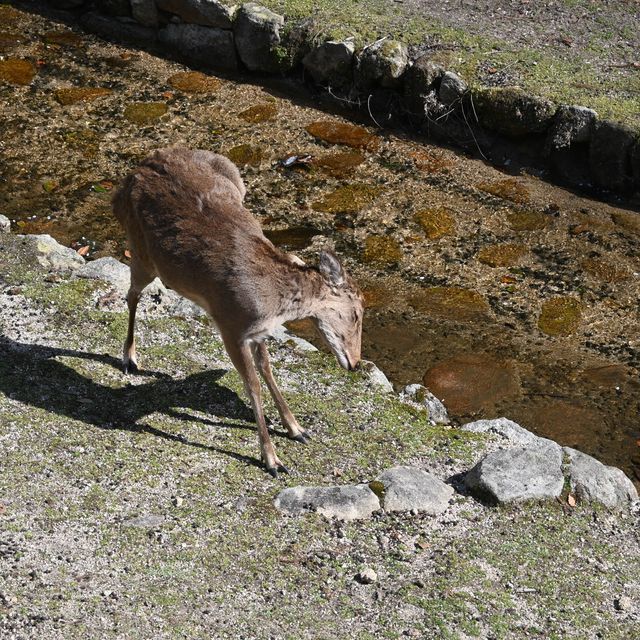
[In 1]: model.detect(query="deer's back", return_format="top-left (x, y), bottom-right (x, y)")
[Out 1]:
top-left (113, 147), bottom-right (277, 321)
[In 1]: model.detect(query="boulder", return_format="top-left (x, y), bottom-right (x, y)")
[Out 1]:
top-left (156, 0), bottom-right (235, 29)
top-left (18, 234), bottom-right (85, 272)
top-left (403, 54), bottom-right (444, 114)
top-left (80, 12), bottom-right (158, 46)
top-left (563, 447), bottom-right (638, 508)
top-left (355, 39), bottom-right (409, 90)
top-left (547, 105), bottom-right (597, 150)
top-left (589, 120), bottom-right (636, 191)
top-left (159, 23), bottom-right (237, 71)
top-left (375, 466), bottom-right (453, 514)
top-left (274, 484), bottom-right (380, 520)
top-left (473, 87), bottom-right (556, 137)
top-left (130, 0), bottom-right (159, 27)
top-left (438, 71), bottom-right (467, 105)
top-left (461, 417), bottom-right (550, 448)
top-left (465, 440), bottom-right (564, 504)
top-left (270, 325), bottom-right (318, 352)
top-left (359, 360), bottom-right (393, 393)
top-left (303, 40), bottom-right (355, 87)
top-left (75, 256), bottom-right (131, 290)
top-left (400, 384), bottom-right (449, 425)
top-left (0, 214), bottom-right (10, 233)
top-left (233, 3), bottom-right (284, 73)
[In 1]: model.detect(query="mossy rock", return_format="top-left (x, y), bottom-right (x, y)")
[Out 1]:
top-left (55, 87), bottom-right (112, 106)
top-left (362, 236), bottom-right (402, 266)
top-left (63, 128), bottom-right (101, 158)
top-left (581, 257), bottom-right (630, 283)
top-left (409, 287), bottom-right (490, 322)
top-left (0, 58), bottom-right (36, 85)
top-left (123, 102), bottom-right (168, 125)
top-left (43, 31), bottom-right (84, 47)
top-left (306, 121), bottom-right (379, 151)
top-left (473, 87), bottom-right (556, 137)
top-left (538, 297), bottom-right (582, 336)
top-left (477, 243), bottom-right (528, 267)
top-left (167, 71), bottom-right (221, 93)
top-left (506, 210), bottom-right (550, 231)
top-left (414, 207), bottom-right (455, 239)
top-left (312, 183), bottom-right (381, 214)
top-left (238, 103), bottom-right (278, 124)
top-left (225, 144), bottom-right (264, 167)
top-left (314, 151), bottom-right (365, 177)
top-left (477, 178), bottom-right (530, 204)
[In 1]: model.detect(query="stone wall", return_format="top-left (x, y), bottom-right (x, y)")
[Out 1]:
top-left (44, 0), bottom-right (640, 197)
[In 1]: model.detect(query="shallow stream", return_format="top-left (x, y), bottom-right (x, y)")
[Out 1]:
top-left (2, 3), bottom-right (639, 485)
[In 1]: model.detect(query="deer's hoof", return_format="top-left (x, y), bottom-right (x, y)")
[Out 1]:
top-left (291, 431), bottom-right (311, 444)
top-left (266, 463), bottom-right (290, 478)
top-left (123, 359), bottom-right (139, 374)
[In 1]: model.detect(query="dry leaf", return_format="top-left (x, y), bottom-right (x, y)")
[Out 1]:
top-left (77, 245), bottom-right (90, 256)
top-left (124, 249), bottom-right (132, 259)
top-left (567, 494), bottom-right (576, 507)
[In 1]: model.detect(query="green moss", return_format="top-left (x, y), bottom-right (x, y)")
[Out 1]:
top-left (361, 235), bottom-right (402, 266)
top-left (123, 101), bottom-right (168, 125)
top-left (414, 206), bottom-right (455, 239)
top-left (167, 71), bottom-right (221, 93)
top-left (0, 58), bottom-right (36, 85)
top-left (312, 183), bottom-right (381, 214)
top-left (538, 296), bottom-right (582, 336)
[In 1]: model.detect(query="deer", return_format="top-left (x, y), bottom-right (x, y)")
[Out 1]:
top-left (112, 147), bottom-right (364, 477)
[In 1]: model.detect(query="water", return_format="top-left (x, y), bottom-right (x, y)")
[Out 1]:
top-left (2, 3), bottom-right (639, 485)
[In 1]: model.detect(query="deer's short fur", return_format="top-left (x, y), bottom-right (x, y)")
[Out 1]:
top-left (112, 147), bottom-right (363, 476)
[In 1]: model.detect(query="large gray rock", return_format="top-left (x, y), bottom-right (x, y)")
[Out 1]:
top-left (563, 447), bottom-right (638, 508)
top-left (75, 256), bottom-right (131, 290)
top-left (233, 3), bottom-right (284, 73)
top-left (473, 87), bottom-right (557, 137)
top-left (159, 23), bottom-right (237, 70)
top-left (439, 71), bottom-right (467, 105)
top-left (80, 12), bottom-right (158, 46)
top-left (355, 39), bottom-right (408, 90)
top-left (274, 484), bottom-right (380, 520)
top-left (130, 0), bottom-right (159, 27)
top-left (359, 360), bottom-right (393, 393)
top-left (401, 384), bottom-right (449, 425)
top-left (547, 105), bottom-right (597, 150)
top-left (465, 442), bottom-right (564, 504)
top-left (270, 325), bottom-right (318, 352)
top-left (589, 120), bottom-right (636, 191)
top-left (302, 40), bottom-right (355, 87)
top-left (403, 54), bottom-right (445, 115)
top-left (18, 234), bottom-right (85, 272)
top-left (0, 215), bottom-right (10, 233)
top-left (156, 0), bottom-right (235, 28)
top-left (375, 466), bottom-right (453, 514)
top-left (461, 417), bottom-right (549, 448)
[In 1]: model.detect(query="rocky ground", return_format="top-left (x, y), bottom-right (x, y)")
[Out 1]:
top-left (0, 229), bottom-right (639, 639)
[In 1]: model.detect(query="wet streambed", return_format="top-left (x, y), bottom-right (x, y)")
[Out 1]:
top-left (2, 3), bottom-right (639, 485)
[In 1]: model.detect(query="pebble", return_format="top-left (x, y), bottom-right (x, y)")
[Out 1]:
top-left (355, 567), bottom-right (377, 584)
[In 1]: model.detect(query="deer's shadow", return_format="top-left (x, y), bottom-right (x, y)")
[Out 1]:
top-left (0, 337), bottom-right (273, 469)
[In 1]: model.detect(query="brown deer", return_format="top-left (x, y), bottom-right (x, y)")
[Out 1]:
top-left (112, 147), bottom-right (363, 477)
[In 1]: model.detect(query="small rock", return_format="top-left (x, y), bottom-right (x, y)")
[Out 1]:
top-left (234, 3), bottom-right (284, 73)
top-left (123, 514), bottom-right (165, 527)
top-left (171, 496), bottom-right (183, 508)
top-left (355, 567), bottom-right (377, 584)
top-left (547, 105), bottom-right (597, 150)
top-left (563, 447), bottom-right (638, 509)
top-left (274, 484), bottom-right (380, 520)
top-left (403, 54), bottom-right (445, 114)
top-left (75, 256), bottom-right (130, 290)
top-left (614, 595), bottom-right (632, 612)
top-left (303, 40), bottom-right (355, 87)
top-left (359, 360), bottom-right (394, 393)
top-left (465, 440), bottom-right (564, 504)
top-left (80, 12), bottom-right (158, 46)
top-left (400, 384), bottom-right (449, 424)
top-left (438, 71), bottom-right (467, 105)
top-left (0, 214), bottom-right (10, 233)
top-left (589, 120), bottom-right (636, 192)
top-left (375, 466), bottom-right (453, 514)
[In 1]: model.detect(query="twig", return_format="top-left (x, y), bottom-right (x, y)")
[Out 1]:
top-left (367, 95), bottom-right (383, 128)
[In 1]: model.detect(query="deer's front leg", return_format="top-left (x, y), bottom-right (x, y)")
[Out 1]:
top-left (251, 341), bottom-right (310, 444)
top-left (223, 338), bottom-right (289, 477)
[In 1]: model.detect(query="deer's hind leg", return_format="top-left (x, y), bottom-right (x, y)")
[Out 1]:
top-left (123, 257), bottom-right (155, 374)
top-left (251, 341), bottom-right (310, 444)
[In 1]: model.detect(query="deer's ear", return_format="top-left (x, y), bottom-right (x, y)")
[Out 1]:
top-left (319, 250), bottom-right (345, 286)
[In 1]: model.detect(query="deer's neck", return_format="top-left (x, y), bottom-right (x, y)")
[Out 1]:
top-left (272, 262), bottom-right (328, 323)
